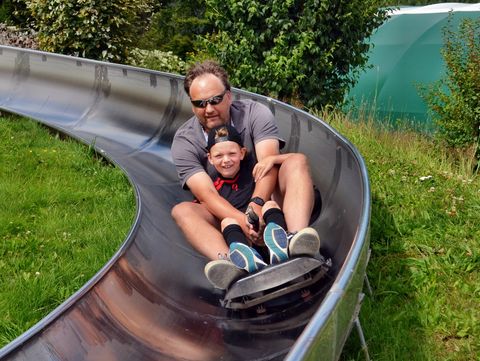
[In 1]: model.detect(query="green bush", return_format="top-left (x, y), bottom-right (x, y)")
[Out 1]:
top-left (26, 0), bottom-right (153, 62)
top-left (384, 0), bottom-right (478, 5)
top-left (127, 48), bottom-right (186, 75)
top-left (197, 0), bottom-right (388, 110)
top-left (0, 0), bottom-right (29, 26)
top-left (421, 16), bottom-right (479, 155)
top-left (137, 0), bottom-right (212, 59)
top-left (0, 1), bottom-right (13, 23)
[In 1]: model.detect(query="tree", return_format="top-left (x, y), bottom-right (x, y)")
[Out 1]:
top-left (420, 15), bottom-right (479, 170)
top-left (198, 0), bottom-right (389, 110)
top-left (0, 0), bottom-right (30, 26)
top-left (421, 16), bottom-right (480, 150)
top-left (26, 0), bottom-right (153, 62)
top-left (137, 0), bottom-right (212, 59)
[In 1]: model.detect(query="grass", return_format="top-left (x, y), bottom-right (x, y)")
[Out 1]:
top-left (0, 114), bottom-right (135, 348)
top-left (1, 110), bottom-right (479, 360)
top-left (323, 111), bottom-right (480, 361)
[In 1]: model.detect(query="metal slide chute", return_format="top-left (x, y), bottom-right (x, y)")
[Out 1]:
top-left (0, 45), bottom-right (371, 361)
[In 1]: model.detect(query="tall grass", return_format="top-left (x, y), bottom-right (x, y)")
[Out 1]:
top-left (1, 110), bottom-right (478, 360)
top-left (0, 114), bottom-right (135, 347)
top-left (324, 110), bottom-right (480, 360)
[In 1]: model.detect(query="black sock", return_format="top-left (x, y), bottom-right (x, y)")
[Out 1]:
top-left (223, 224), bottom-right (248, 247)
top-left (263, 208), bottom-right (287, 230)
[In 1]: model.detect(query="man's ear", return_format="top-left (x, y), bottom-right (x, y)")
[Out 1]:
top-left (207, 152), bottom-right (214, 165)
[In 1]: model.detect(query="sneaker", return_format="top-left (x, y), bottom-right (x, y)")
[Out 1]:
top-left (229, 242), bottom-right (267, 273)
top-left (288, 227), bottom-right (320, 257)
top-left (204, 259), bottom-right (246, 289)
top-left (263, 222), bottom-right (289, 264)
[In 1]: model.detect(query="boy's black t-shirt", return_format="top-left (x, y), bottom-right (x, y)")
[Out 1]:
top-left (212, 157), bottom-right (255, 212)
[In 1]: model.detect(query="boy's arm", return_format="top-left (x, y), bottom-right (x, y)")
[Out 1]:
top-left (186, 172), bottom-right (257, 237)
top-left (244, 139), bottom-right (280, 238)
top-left (249, 139), bottom-right (279, 200)
top-left (252, 153), bottom-right (293, 182)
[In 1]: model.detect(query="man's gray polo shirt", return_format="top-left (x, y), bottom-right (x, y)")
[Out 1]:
top-left (171, 99), bottom-right (283, 189)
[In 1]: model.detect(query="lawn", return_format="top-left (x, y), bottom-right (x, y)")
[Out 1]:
top-left (327, 111), bottom-right (480, 360)
top-left (0, 114), bottom-right (135, 347)
top-left (1, 110), bottom-right (478, 360)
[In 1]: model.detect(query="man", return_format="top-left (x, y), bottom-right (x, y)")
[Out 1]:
top-left (171, 60), bottom-right (319, 289)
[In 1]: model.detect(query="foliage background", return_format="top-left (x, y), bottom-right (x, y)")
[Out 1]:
top-left (420, 16), bottom-right (479, 155)
top-left (25, 0), bottom-right (153, 62)
top-left (198, 0), bottom-right (388, 110)
top-left (1, 0), bottom-right (479, 359)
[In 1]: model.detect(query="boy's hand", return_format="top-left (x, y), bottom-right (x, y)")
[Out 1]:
top-left (245, 205), bottom-right (265, 246)
top-left (245, 205), bottom-right (259, 232)
top-left (252, 157), bottom-right (275, 182)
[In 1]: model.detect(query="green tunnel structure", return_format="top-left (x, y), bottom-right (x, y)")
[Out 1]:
top-left (347, 3), bottom-right (480, 129)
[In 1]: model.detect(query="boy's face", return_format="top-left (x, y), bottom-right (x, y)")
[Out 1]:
top-left (208, 141), bottom-right (246, 179)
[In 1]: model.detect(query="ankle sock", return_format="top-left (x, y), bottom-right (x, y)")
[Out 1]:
top-left (263, 208), bottom-right (287, 230)
top-left (223, 224), bottom-right (249, 247)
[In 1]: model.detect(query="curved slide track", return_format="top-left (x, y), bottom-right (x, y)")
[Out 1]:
top-left (0, 45), bottom-right (371, 361)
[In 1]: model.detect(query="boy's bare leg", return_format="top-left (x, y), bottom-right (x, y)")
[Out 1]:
top-left (171, 202), bottom-right (229, 261)
top-left (275, 153), bottom-right (314, 232)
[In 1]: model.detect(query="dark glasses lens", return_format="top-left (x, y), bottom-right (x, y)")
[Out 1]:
top-left (191, 90), bottom-right (228, 108)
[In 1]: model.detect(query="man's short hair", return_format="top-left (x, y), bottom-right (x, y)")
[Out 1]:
top-left (184, 60), bottom-right (231, 96)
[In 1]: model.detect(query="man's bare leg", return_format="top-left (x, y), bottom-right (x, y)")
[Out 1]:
top-left (275, 153), bottom-right (314, 232)
top-left (171, 202), bottom-right (229, 261)
top-left (274, 154), bottom-right (320, 257)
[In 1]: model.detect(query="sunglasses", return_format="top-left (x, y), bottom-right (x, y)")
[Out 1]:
top-left (190, 90), bottom-right (228, 108)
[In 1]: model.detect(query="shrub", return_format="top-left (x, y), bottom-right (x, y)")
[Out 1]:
top-left (26, 0), bottom-right (153, 62)
top-left (197, 0), bottom-right (389, 110)
top-left (137, 0), bottom-right (212, 59)
top-left (421, 16), bottom-right (479, 155)
top-left (0, 0), bottom-right (30, 26)
top-left (127, 48), bottom-right (186, 75)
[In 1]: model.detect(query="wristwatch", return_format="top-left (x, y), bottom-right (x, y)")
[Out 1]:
top-left (249, 196), bottom-right (265, 206)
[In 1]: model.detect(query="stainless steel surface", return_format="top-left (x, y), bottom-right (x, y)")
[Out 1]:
top-left (0, 45), bottom-right (371, 361)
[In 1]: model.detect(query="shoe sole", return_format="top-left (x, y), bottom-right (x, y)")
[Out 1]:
top-left (204, 260), bottom-right (245, 289)
top-left (288, 227), bottom-right (320, 257)
top-left (230, 243), bottom-right (266, 273)
top-left (264, 223), bottom-right (289, 264)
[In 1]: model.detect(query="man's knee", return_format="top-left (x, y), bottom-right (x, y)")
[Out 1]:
top-left (279, 153), bottom-right (311, 184)
top-left (172, 201), bottom-right (218, 227)
top-left (171, 201), bottom-right (199, 223)
top-left (284, 153), bottom-right (309, 170)
top-left (171, 202), bottom-right (187, 222)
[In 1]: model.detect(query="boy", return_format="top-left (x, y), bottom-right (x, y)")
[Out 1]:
top-left (204, 124), bottom-right (321, 289)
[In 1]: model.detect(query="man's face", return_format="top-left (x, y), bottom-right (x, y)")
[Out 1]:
top-left (189, 74), bottom-right (232, 131)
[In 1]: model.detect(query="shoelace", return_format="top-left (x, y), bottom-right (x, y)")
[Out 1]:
top-left (286, 232), bottom-right (296, 242)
